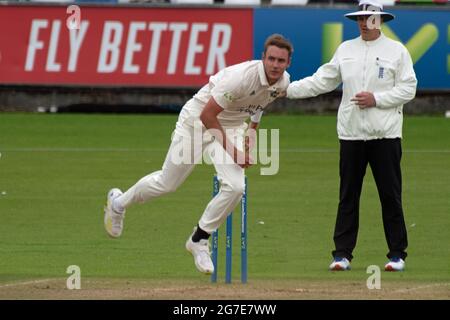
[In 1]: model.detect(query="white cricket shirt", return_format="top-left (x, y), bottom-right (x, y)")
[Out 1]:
top-left (287, 33), bottom-right (417, 140)
top-left (179, 60), bottom-right (290, 128)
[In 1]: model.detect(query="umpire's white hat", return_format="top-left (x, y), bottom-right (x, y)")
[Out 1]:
top-left (345, 0), bottom-right (395, 22)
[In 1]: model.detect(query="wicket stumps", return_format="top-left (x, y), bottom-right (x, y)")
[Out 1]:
top-left (211, 175), bottom-right (248, 284)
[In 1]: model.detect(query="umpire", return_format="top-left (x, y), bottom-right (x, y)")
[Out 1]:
top-left (286, 0), bottom-right (417, 271)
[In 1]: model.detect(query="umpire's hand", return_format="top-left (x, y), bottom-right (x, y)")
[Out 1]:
top-left (351, 92), bottom-right (376, 109)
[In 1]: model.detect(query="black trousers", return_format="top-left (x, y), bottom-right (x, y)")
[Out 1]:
top-left (332, 138), bottom-right (408, 261)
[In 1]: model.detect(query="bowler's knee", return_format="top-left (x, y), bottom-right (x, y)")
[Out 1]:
top-left (222, 180), bottom-right (245, 197)
top-left (159, 179), bottom-right (179, 194)
top-left (140, 173), bottom-right (180, 194)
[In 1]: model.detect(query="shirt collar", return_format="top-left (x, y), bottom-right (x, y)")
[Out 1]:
top-left (258, 61), bottom-right (269, 87)
top-left (360, 32), bottom-right (385, 46)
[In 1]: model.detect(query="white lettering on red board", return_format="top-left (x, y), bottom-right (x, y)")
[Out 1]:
top-left (24, 19), bottom-right (232, 76)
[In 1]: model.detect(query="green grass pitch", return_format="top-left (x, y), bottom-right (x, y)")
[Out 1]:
top-left (0, 113), bottom-right (449, 293)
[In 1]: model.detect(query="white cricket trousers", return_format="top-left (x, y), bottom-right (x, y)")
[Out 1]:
top-left (116, 119), bottom-right (246, 234)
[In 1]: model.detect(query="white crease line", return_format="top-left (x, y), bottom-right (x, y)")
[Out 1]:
top-left (281, 149), bottom-right (450, 153)
top-left (392, 283), bottom-right (450, 293)
top-left (1, 148), bottom-right (449, 153)
top-left (0, 278), bottom-right (58, 289)
top-left (0, 148), bottom-right (165, 152)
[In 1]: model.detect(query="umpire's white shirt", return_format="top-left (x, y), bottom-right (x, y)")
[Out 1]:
top-left (287, 33), bottom-right (417, 140)
top-left (180, 60), bottom-right (290, 128)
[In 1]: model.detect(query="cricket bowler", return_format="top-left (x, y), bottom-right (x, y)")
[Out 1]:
top-left (103, 34), bottom-right (293, 275)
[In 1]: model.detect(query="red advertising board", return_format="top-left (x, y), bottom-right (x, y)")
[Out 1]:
top-left (0, 5), bottom-right (253, 87)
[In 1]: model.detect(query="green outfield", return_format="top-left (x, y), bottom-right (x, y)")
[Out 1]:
top-left (0, 113), bottom-right (449, 299)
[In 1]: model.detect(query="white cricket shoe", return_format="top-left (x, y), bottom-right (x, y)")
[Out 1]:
top-left (185, 234), bottom-right (214, 275)
top-left (104, 188), bottom-right (125, 238)
top-left (385, 258), bottom-right (405, 272)
top-left (329, 257), bottom-right (351, 271)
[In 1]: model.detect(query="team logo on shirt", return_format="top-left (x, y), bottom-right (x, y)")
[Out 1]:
top-left (376, 57), bottom-right (385, 79)
top-left (270, 90), bottom-right (280, 98)
top-left (378, 67), bottom-right (384, 79)
top-left (223, 92), bottom-right (235, 102)
top-left (239, 105), bottom-right (263, 115)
